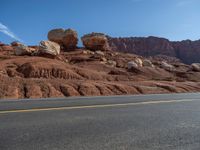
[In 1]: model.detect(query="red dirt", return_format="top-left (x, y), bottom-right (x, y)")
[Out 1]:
top-left (0, 45), bottom-right (200, 99)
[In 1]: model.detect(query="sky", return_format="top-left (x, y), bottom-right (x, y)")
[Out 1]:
top-left (0, 0), bottom-right (200, 45)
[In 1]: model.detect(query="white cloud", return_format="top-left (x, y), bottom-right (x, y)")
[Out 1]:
top-left (0, 22), bottom-right (23, 42)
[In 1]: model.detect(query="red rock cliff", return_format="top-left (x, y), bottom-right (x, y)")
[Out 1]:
top-left (108, 36), bottom-right (200, 64)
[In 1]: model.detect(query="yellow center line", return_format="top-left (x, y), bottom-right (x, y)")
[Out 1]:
top-left (0, 99), bottom-right (198, 114)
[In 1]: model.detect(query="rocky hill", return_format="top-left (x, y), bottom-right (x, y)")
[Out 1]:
top-left (108, 36), bottom-right (200, 64)
top-left (1, 29), bottom-right (200, 99)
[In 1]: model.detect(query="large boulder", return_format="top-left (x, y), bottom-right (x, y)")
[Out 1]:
top-left (48, 28), bottom-right (65, 45)
top-left (38, 40), bottom-right (60, 58)
top-left (48, 28), bottom-right (78, 50)
top-left (62, 29), bottom-right (78, 50)
top-left (191, 63), bottom-right (200, 72)
top-left (81, 33), bottom-right (110, 51)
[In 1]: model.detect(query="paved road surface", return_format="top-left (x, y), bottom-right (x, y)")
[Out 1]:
top-left (1, 93), bottom-right (200, 150)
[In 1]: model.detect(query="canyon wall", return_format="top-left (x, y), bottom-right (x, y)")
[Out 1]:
top-left (108, 36), bottom-right (200, 64)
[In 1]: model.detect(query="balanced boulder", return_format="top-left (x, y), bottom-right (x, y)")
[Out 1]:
top-left (81, 33), bottom-right (110, 51)
top-left (48, 28), bottom-right (65, 45)
top-left (48, 28), bottom-right (78, 50)
top-left (62, 29), bottom-right (78, 49)
top-left (38, 40), bottom-right (60, 58)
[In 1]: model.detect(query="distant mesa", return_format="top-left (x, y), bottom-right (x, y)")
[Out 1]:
top-left (107, 36), bottom-right (200, 64)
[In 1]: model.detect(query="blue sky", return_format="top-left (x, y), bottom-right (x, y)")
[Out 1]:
top-left (0, 0), bottom-right (200, 45)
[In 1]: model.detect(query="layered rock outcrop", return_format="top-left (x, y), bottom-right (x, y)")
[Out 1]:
top-left (1, 45), bottom-right (200, 99)
top-left (108, 36), bottom-right (200, 64)
top-left (2, 30), bottom-right (200, 99)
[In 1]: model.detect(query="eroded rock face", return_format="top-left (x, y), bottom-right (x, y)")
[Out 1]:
top-left (108, 36), bottom-right (200, 64)
top-left (48, 28), bottom-right (78, 50)
top-left (16, 61), bottom-right (82, 79)
top-left (1, 46), bottom-right (200, 99)
top-left (60, 85), bottom-right (80, 96)
top-left (24, 84), bottom-right (43, 98)
top-left (38, 40), bottom-right (60, 57)
top-left (81, 33), bottom-right (110, 51)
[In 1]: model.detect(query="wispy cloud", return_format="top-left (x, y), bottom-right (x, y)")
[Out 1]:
top-left (0, 22), bottom-right (23, 42)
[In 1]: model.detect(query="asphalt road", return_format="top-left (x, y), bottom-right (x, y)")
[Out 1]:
top-left (1, 93), bottom-right (200, 150)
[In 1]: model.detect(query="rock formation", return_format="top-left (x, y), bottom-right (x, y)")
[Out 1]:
top-left (81, 33), bottom-right (110, 51)
top-left (48, 28), bottom-right (65, 45)
top-left (62, 29), bottom-right (78, 50)
top-left (108, 36), bottom-right (200, 64)
top-left (1, 30), bottom-right (200, 99)
top-left (38, 40), bottom-right (60, 58)
top-left (48, 28), bottom-right (78, 50)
